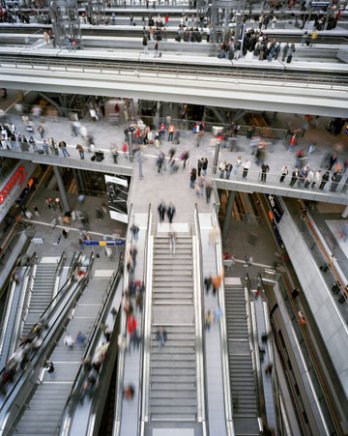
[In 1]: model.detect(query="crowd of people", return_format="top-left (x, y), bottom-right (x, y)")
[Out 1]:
top-left (0, 319), bottom-right (48, 395)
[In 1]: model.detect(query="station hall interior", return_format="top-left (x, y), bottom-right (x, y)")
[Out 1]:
top-left (0, 0), bottom-right (348, 435)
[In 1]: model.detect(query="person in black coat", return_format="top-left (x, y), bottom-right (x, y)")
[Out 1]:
top-left (319, 170), bottom-right (330, 190)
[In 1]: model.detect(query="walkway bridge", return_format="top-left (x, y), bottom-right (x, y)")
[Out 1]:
top-left (0, 53), bottom-right (347, 116)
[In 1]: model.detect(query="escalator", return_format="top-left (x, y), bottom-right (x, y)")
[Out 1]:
top-left (56, 255), bottom-right (123, 436)
top-left (0, 253), bottom-right (94, 435)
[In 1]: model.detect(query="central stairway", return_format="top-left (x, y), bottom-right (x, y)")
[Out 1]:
top-left (149, 235), bottom-right (198, 422)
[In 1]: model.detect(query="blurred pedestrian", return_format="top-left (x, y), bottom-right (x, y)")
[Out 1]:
top-left (169, 231), bottom-right (176, 254)
top-left (205, 179), bottom-right (213, 203)
top-left (167, 203), bottom-right (176, 223)
top-left (280, 165), bottom-right (288, 182)
top-left (242, 159), bottom-right (251, 178)
top-left (205, 310), bottom-right (213, 330)
top-left (156, 327), bottom-right (167, 347)
top-left (76, 144), bottom-right (84, 159)
top-left (204, 275), bottom-right (212, 293)
top-left (158, 201), bottom-right (166, 222)
top-left (124, 384), bottom-right (135, 400)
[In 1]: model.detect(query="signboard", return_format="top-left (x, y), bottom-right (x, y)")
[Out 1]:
top-left (84, 240), bottom-right (125, 246)
top-left (0, 161), bottom-right (36, 224)
top-left (0, 165), bottom-right (28, 205)
top-left (110, 210), bottom-right (128, 223)
top-left (104, 175), bottom-right (128, 188)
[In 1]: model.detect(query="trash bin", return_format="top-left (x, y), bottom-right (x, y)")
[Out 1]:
top-left (95, 151), bottom-right (104, 162)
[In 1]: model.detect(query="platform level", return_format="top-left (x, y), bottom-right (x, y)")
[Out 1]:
top-left (0, 33), bottom-right (345, 62)
top-left (0, 111), bottom-right (347, 209)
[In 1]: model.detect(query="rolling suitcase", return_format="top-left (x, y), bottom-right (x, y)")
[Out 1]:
top-left (286, 54), bottom-right (292, 63)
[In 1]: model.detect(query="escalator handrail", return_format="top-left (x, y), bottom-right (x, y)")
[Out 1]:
top-left (8, 254), bottom-right (38, 358)
top-left (245, 273), bottom-right (267, 428)
top-left (211, 207), bottom-right (234, 436)
top-left (0, 253), bottom-right (94, 419)
top-left (57, 254), bottom-right (123, 435)
top-left (86, 310), bottom-right (122, 436)
top-left (138, 203), bottom-right (152, 435)
top-left (113, 203), bottom-right (134, 436)
top-left (193, 204), bottom-right (208, 432)
top-left (14, 251), bottom-right (79, 352)
top-left (257, 273), bottom-right (284, 435)
top-left (0, 254), bottom-right (37, 358)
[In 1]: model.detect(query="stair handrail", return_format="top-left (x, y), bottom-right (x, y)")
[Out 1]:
top-left (0, 253), bottom-right (94, 434)
top-left (7, 254), bottom-right (38, 358)
top-left (138, 203), bottom-right (152, 436)
top-left (57, 253), bottom-right (124, 435)
top-left (0, 254), bottom-right (37, 363)
top-left (193, 204), bottom-right (208, 434)
top-left (113, 203), bottom-right (134, 436)
top-left (52, 251), bottom-right (68, 302)
top-left (211, 207), bottom-right (234, 436)
top-left (244, 273), bottom-right (266, 431)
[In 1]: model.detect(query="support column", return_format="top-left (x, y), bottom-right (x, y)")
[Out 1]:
top-left (213, 141), bottom-right (221, 174)
top-left (53, 166), bottom-right (71, 213)
top-left (73, 168), bottom-right (85, 194)
top-left (222, 190), bottom-right (236, 239)
top-left (342, 206), bottom-right (348, 219)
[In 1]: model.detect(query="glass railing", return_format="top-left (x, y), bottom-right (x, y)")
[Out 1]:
top-left (214, 167), bottom-right (348, 196)
top-left (193, 204), bottom-right (208, 433)
top-left (211, 206), bottom-right (234, 436)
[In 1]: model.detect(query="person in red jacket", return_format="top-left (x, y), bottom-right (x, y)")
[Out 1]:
top-left (127, 314), bottom-right (139, 350)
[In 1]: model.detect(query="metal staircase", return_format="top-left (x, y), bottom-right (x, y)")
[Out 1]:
top-left (21, 260), bottom-right (58, 338)
top-left (149, 236), bottom-right (198, 422)
top-left (225, 283), bottom-right (259, 435)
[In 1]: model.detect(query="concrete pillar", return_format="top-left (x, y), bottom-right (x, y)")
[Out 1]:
top-left (53, 166), bottom-right (71, 213)
top-left (154, 101), bottom-right (161, 128)
top-left (222, 190), bottom-right (236, 239)
top-left (213, 141), bottom-right (221, 174)
top-left (342, 206), bottom-right (348, 219)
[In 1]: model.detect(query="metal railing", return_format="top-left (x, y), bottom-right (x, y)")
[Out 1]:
top-left (193, 204), bottom-right (208, 434)
top-left (8, 253), bottom-right (38, 356)
top-left (112, 203), bottom-right (133, 436)
top-left (0, 253), bottom-right (36, 360)
top-left (211, 206), bottom-right (234, 436)
top-left (257, 273), bottom-right (286, 436)
top-left (244, 273), bottom-right (265, 432)
top-left (0, 55), bottom-right (347, 88)
top-left (138, 203), bottom-right (152, 435)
